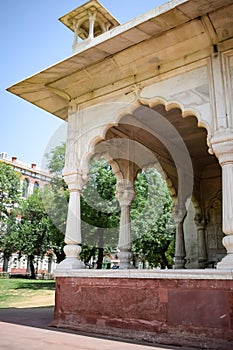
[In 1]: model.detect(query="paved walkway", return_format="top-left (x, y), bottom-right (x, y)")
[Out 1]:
top-left (0, 307), bottom-right (195, 350)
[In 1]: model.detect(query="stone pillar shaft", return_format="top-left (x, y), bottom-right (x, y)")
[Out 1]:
top-left (88, 11), bottom-right (96, 39)
top-left (209, 128), bottom-right (233, 269)
top-left (65, 189), bottom-right (82, 245)
top-left (56, 172), bottom-right (88, 273)
top-left (118, 205), bottom-right (131, 250)
top-left (195, 215), bottom-right (207, 269)
top-left (72, 20), bottom-right (80, 48)
top-left (198, 226), bottom-right (207, 268)
top-left (116, 180), bottom-right (135, 269)
top-left (55, 101), bottom-right (89, 273)
top-left (222, 163), bottom-right (233, 235)
top-left (173, 206), bottom-right (187, 269)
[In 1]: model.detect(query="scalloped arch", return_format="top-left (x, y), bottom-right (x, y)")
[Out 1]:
top-left (81, 97), bottom-right (211, 178)
top-left (144, 96), bottom-right (211, 138)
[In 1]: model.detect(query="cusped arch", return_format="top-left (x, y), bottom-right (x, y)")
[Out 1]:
top-left (80, 101), bottom-right (141, 170)
top-left (138, 96), bottom-right (211, 139)
top-left (85, 96), bottom-right (210, 157)
top-left (80, 96), bottom-right (210, 202)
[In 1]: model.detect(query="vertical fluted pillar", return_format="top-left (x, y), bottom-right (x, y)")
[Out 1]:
top-left (173, 206), bottom-right (187, 269)
top-left (194, 214), bottom-right (207, 268)
top-left (56, 101), bottom-right (89, 273)
top-left (88, 11), bottom-right (96, 39)
top-left (72, 20), bottom-right (80, 52)
top-left (116, 180), bottom-right (135, 269)
top-left (209, 128), bottom-right (233, 269)
top-left (56, 172), bottom-right (88, 272)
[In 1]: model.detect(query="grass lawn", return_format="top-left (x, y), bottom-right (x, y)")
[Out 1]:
top-left (0, 278), bottom-right (55, 308)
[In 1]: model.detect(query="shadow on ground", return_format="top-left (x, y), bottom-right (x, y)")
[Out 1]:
top-left (0, 307), bottom-right (194, 349)
top-left (0, 306), bottom-right (54, 329)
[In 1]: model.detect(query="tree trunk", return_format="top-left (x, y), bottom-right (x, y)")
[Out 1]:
top-left (3, 254), bottom-right (9, 273)
top-left (28, 255), bottom-right (36, 279)
top-left (161, 251), bottom-right (169, 269)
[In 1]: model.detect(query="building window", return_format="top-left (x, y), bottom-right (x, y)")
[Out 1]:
top-left (34, 181), bottom-right (39, 192)
top-left (22, 178), bottom-right (29, 198)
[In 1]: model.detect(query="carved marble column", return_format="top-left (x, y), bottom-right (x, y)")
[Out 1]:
top-left (56, 172), bottom-right (88, 272)
top-left (88, 11), bottom-right (96, 39)
top-left (116, 180), bottom-right (135, 269)
top-left (209, 128), bottom-right (233, 269)
top-left (194, 214), bottom-right (207, 269)
top-left (72, 20), bottom-right (81, 50)
top-left (173, 206), bottom-right (187, 269)
top-left (56, 101), bottom-right (89, 272)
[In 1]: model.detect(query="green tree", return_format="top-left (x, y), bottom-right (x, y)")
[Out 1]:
top-left (43, 143), bottom-right (68, 263)
top-left (46, 142), bottom-right (66, 175)
top-left (81, 157), bottom-right (120, 268)
top-left (0, 162), bottom-right (21, 219)
top-left (0, 162), bottom-right (21, 270)
top-left (42, 178), bottom-right (68, 263)
top-left (4, 190), bottom-right (53, 278)
top-left (131, 169), bottom-right (175, 268)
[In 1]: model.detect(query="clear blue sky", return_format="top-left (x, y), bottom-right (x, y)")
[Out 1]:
top-left (1, 0), bottom-right (165, 168)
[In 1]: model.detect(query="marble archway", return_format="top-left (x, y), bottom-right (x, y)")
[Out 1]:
top-left (58, 95), bottom-right (221, 271)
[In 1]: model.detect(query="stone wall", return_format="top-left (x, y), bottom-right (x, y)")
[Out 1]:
top-left (52, 270), bottom-right (233, 349)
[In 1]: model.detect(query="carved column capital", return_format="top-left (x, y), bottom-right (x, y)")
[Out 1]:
top-left (62, 170), bottom-right (89, 192)
top-left (209, 128), bottom-right (233, 166)
top-left (173, 205), bottom-right (187, 224)
top-left (116, 180), bottom-right (135, 207)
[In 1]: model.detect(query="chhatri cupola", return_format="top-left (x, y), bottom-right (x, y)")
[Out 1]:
top-left (59, 0), bottom-right (120, 53)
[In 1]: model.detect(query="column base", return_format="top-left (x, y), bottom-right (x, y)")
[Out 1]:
top-left (119, 251), bottom-right (134, 269)
top-left (216, 253), bottom-right (233, 270)
top-left (55, 257), bottom-right (86, 274)
top-left (173, 256), bottom-right (186, 269)
top-left (119, 263), bottom-right (135, 269)
top-left (198, 258), bottom-right (208, 269)
top-left (55, 244), bottom-right (86, 274)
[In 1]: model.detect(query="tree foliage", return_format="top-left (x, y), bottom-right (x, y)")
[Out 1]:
top-left (131, 169), bottom-right (175, 268)
top-left (0, 162), bottom-right (21, 265)
top-left (80, 158), bottom-right (120, 267)
top-left (0, 152), bottom-right (67, 276)
top-left (42, 177), bottom-right (68, 263)
top-left (45, 142), bottom-right (66, 175)
top-left (0, 162), bottom-right (21, 219)
top-left (43, 143), bottom-right (68, 263)
top-left (3, 190), bottom-right (54, 278)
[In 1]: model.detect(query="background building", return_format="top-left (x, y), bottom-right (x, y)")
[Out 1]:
top-left (0, 152), bottom-right (52, 197)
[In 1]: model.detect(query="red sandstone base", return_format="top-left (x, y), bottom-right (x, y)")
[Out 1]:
top-left (52, 274), bottom-right (233, 349)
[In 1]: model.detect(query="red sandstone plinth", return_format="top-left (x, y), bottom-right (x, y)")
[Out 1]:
top-left (52, 270), bottom-right (233, 349)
